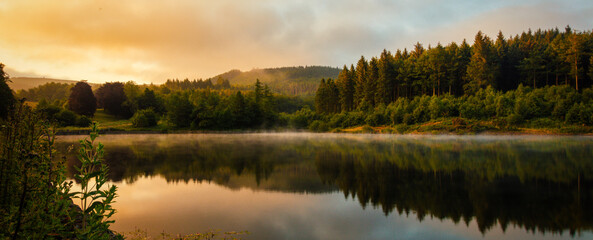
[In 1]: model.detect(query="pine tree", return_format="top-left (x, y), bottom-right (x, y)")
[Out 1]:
top-left (337, 65), bottom-right (355, 111)
top-left (366, 58), bottom-right (379, 107)
top-left (427, 43), bottom-right (446, 96)
top-left (377, 49), bottom-right (396, 104)
top-left (465, 31), bottom-right (499, 95)
top-left (567, 33), bottom-right (584, 90)
top-left (315, 79), bottom-right (328, 114)
top-left (354, 56), bottom-right (368, 108)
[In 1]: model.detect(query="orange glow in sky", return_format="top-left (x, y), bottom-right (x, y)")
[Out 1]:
top-left (0, 0), bottom-right (591, 84)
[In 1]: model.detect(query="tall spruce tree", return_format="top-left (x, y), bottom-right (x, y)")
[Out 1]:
top-left (366, 57), bottom-right (379, 107)
top-left (465, 31), bottom-right (499, 94)
top-left (355, 56), bottom-right (368, 108)
top-left (337, 65), bottom-right (355, 112)
top-left (377, 49), bottom-right (396, 104)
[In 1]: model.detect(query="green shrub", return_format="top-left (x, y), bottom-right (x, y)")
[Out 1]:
top-left (36, 104), bottom-right (62, 120)
top-left (55, 109), bottom-right (77, 126)
top-left (343, 111), bottom-right (366, 127)
top-left (131, 109), bottom-right (158, 128)
top-left (365, 111), bottom-right (386, 126)
top-left (429, 97), bottom-right (446, 120)
top-left (528, 118), bottom-right (560, 128)
top-left (329, 113), bottom-right (348, 128)
top-left (403, 113), bottom-right (414, 125)
top-left (76, 115), bottom-right (92, 127)
top-left (507, 113), bottom-right (524, 125)
top-left (308, 120), bottom-right (329, 132)
top-left (290, 107), bottom-right (316, 129)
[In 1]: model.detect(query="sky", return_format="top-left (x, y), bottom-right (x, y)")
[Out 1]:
top-left (0, 0), bottom-right (592, 84)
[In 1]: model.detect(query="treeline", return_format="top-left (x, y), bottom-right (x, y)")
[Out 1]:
top-left (163, 77), bottom-right (231, 91)
top-left (16, 82), bottom-right (72, 102)
top-left (308, 85), bottom-right (593, 132)
top-left (30, 78), bottom-right (306, 129)
top-left (316, 27), bottom-right (593, 113)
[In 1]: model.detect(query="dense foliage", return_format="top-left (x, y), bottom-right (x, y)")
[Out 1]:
top-left (307, 85), bottom-right (593, 131)
top-left (317, 27), bottom-right (593, 113)
top-left (0, 63), bottom-right (15, 119)
top-left (95, 82), bottom-right (128, 117)
top-left (0, 102), bottom-right (120, 239)
top-left (16, 82), bottom-right (72, 103)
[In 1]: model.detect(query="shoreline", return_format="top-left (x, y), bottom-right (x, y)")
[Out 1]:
top-left (55, 127), bottom-right (593, 136)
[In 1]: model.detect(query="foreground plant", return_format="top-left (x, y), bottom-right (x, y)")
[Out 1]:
top-left (71, 122), bottom-right (120, 239)
top-left (0, 102), bottom-right (76, 239)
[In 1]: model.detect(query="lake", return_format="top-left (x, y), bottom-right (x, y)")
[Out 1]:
top-left (55, 133), bottom-right (593, 240)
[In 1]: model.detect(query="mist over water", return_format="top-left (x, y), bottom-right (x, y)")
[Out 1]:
top-left (56, 133), bottom-right (593, 240)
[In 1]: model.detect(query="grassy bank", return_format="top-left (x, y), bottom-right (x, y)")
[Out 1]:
top-left (335, 117), bottom-right (593, 135)
top-left (57, 113), bottom-right (593, 135)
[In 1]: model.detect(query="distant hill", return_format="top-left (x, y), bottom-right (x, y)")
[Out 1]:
top-left (212, 66), bottom-right (340, 96)
top-left (8, 77), bottom-right (99, 91)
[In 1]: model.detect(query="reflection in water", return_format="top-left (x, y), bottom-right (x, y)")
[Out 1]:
top-left (56, 133), bottom-right (593, 239)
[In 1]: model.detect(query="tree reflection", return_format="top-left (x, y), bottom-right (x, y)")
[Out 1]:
top-left (56, 134), bottom-right (593, 235)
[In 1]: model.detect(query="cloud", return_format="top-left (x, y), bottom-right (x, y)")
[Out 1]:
top-left (0, 0), bottom-right (591, 84)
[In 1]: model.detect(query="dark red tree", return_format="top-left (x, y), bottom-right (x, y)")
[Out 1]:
top-left (68, 81), bottom-right (96, 117)
top-left (95, 82), bottom-right (127, 116)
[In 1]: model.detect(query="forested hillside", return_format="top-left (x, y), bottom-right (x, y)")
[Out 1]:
top-left (212, 66), bottom-right (340, 96)
top-left (307, 27), bottom-right (593, 133)
top-left (317, 27), bottom-right (593, 113)
top-left (8, 77), bottom-right (98, 91)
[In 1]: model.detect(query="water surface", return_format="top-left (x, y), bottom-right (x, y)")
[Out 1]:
top-left (56, 133), bottom-right (593, 239)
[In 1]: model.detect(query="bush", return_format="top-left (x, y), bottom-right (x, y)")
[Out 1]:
top-left (55, 109), bottom-right (77, 126)
top-left (365, 111), bottom-right (386, 126)
top-left (411, 96), bottom-right (430, 123)
top-left (131, 109), bottom-right (158, 128)
top-left (495, 94), bottom-right (514, 118)
top-left (290, 107), bottom-right (316, 129)
top-left (308, 120), bottom-right (329, 132)
top-left (37, 104), bottom-right (62, 120)
top-left (403, 113), bottom-right (414, 125)
top-left (429, 97), bottom-right (446, 120)
top-left (329, 113), bottom-right (348, 129)
top-left (76, 115), bottom-right (92, 127)
top-left (528, 118), bottom-right (560, 129)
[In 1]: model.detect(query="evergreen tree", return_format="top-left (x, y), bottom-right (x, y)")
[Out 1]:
top-left (427, 43), bottom-right (446, 96)
top-left (254, 79), bottom-right (263, 104)
top-left (327, 78), bottom-right (341, 113)
top-left (315, 79), bottom-right (328, 114)
top-left (68, 81), bottom-right (97, 117)
top-left (567, 33), bottom-right (584, 90)
top-left (366, 57), bottom-right (379, 107)
top-left (465, 31), bottom-right (499, 94)
top-left (230, 91), bottom-right (249, 128)
top-left (355, 56), bottom-right (368, 108)
top-left (377, 49), bottom-right (396, 104)
top-left (337, 65), bottom-right (355, 112)
top-left (166, 92), bottom-right (193, 128)
top-left (137, 88), bottom-right (165, 114)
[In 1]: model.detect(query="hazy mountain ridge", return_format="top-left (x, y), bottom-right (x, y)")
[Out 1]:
top-left (213, 66), bottom-right (341, 96)
top-left (8, 77), bottom-right (100, 91)
top-left (9, 66), bottom-right (340, 96)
